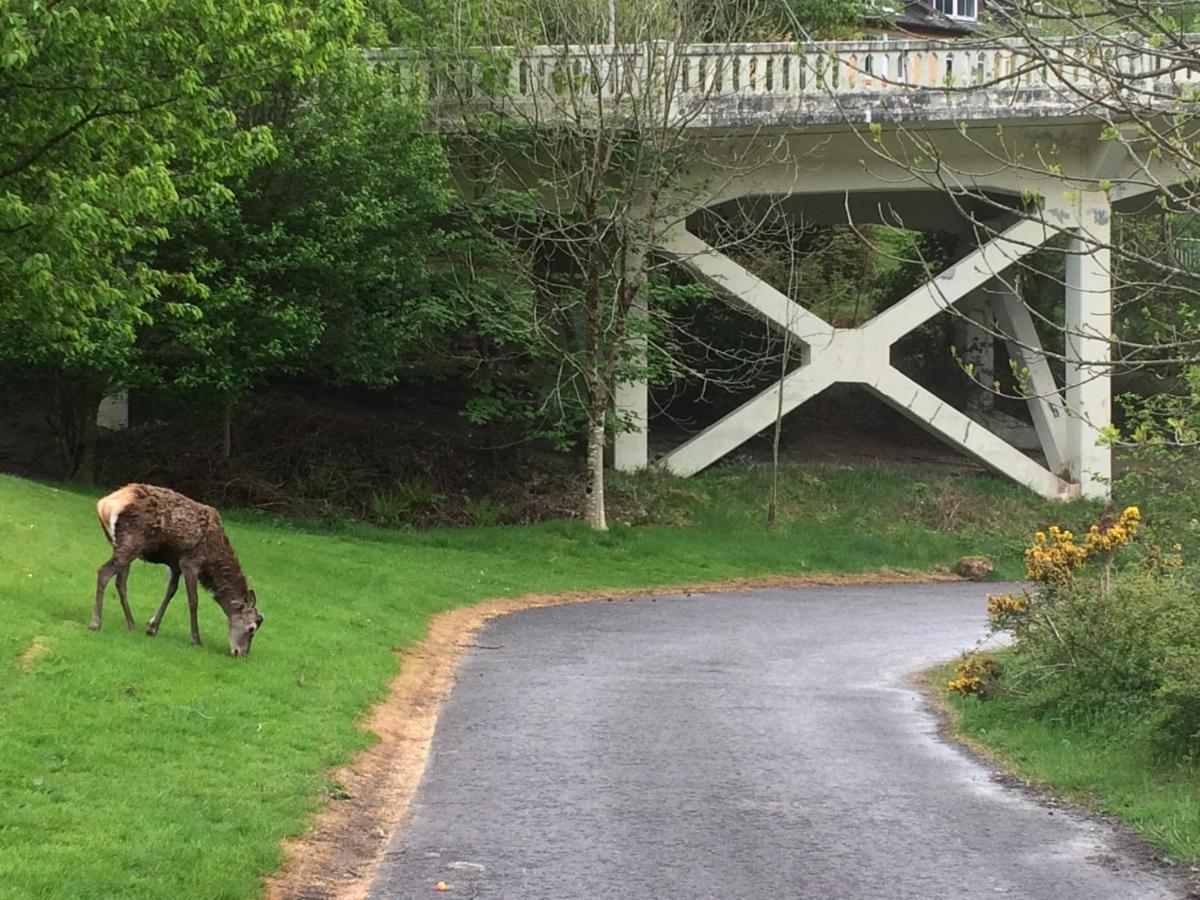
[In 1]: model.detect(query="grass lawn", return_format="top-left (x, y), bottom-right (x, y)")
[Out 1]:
top-left (935, 657), bottom-right (1200, 863)
top-left (0, 468), bottom-right (1082, 899)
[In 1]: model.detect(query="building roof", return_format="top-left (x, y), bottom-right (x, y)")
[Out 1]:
top-left (866, 1), bottom-right (979, 37)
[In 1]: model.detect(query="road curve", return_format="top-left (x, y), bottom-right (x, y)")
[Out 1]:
top-left (367, 583), bottom-right (1185, 899)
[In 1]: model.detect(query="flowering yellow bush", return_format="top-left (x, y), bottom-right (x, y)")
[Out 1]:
top-left (960, 507), bottom-right (1163, 702)
top-left (1023, 507), bottom-right (1141, 583)
top-left (1024, 525), bottom-right (1089, 582)
top-left (947, 654), bottom-right (999, 698)
top-left (1083, 506), bottom-right (1140, 554)
top-left (986, 592), bottom-right (1029, 630)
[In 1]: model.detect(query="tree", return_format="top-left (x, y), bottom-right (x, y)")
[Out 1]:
top-left (426, 0), bottom-right (863, 528)
top-left (0, 0), bottom-right (360, 480)
top-left (147, 47), bottom-right (457, 455)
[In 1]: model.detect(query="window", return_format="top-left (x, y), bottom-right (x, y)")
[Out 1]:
top-left (933, 0), bottom-right (977, 19)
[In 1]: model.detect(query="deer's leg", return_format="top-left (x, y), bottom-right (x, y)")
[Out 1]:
top-left (184, 568), bottom-right (202, 646)
top-left (92, 557), bottom-right (121, 630)
top-left (115, 565), bottom-right (135, 631)
top-left (146, 566), bottom-right (180, 637)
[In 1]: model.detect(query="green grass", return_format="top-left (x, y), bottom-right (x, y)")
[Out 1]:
top-left (0, 468), bottom-right (1083, 899)
top-left (936, 657), bottom-right (1200, 863)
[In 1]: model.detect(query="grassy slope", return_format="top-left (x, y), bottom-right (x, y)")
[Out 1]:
top-left (0, 469), bottom-right (1077, 899)
top-left (936, 660), bottom-right (1200, 863)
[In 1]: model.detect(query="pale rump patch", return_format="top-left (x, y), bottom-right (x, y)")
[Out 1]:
top-left (263, 569), bottom-right (954, 900)
top-left (96, 485), bottom-right (138, 543)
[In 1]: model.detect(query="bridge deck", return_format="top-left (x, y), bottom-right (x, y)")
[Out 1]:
top-left (380, 36), bottom-right (1200, 128)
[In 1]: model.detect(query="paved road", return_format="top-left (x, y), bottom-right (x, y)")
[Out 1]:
top-left (368, 583), bottom-right (1185, 899)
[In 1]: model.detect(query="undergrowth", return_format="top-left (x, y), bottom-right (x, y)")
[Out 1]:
top-left (941, 487), bottom-right (1200, 864)
top-left (941, 656), bottom-right (1200, 862)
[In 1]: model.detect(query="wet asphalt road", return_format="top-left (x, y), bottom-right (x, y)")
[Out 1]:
top-left (367, 583), bottom-right (1186, 899)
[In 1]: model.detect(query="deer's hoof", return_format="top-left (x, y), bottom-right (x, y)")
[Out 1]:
top-left (89, 621), bottom-right (100, 631)
top-left (146, 623), bottom-right (158, 637)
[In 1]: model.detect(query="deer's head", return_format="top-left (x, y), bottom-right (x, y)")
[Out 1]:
top-left (228, 591), bottom-right (263, 657)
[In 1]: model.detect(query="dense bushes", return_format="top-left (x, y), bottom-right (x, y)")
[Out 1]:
top-left (953, 507), bottom-right (1200, 760)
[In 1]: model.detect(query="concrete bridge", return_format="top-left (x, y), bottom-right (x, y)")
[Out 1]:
top-left (406, 37), bottom-right (1200, 500)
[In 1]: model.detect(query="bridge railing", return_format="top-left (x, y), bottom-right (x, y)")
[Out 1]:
top-left (375, 36), bottom-right (1200, 114)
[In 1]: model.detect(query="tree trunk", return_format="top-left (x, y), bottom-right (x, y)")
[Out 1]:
top-left (768, 382), bottom-right (783, 529)
top-left (769, 242), bottom-right (797, 527)
top-left (221, 404), bottom-right (232, 461)
top-left (582, 416), bottom-right (608, 531)
top-left (768, 344), bottom-right (787, 529)
top-left (69, 379), bottom-right (105, 485)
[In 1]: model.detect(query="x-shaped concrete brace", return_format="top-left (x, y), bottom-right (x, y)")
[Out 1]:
top-left (654, 219), bottom-right (1083, 499)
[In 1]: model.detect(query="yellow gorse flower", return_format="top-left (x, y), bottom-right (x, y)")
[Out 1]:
top-left (1025, 525), bottom-right (1088, 582)
top-left (987, 592), bottom-right (1028, 617)
top-left (1083, 506), bottom-right (1140, 554)
top-left (1024, 506), bottom-right (1140, 583)
top-left (947, 654), bottom-right (999, 697)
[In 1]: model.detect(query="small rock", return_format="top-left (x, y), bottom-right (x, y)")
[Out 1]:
top-left (955, 555), bottom-right (995, 581)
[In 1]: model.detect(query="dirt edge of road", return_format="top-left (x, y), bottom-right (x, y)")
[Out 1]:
top-left (914, 670), bottom-right (1200, 897)
top-left (264, 569), bottom-right (954, 900)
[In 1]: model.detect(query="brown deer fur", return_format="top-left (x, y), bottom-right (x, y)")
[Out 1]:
top-left (93, 484), bottom-right (263, 656)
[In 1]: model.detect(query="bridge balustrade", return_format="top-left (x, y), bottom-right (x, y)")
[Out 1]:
top-left (373, 36), bottom-right (1200, 115)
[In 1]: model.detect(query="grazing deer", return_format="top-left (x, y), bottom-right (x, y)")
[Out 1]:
top-left (92, 484), bottom-right (263, 656)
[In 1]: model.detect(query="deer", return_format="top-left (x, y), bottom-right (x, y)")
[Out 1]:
top-left (92, 483), bottom-right (263, 656)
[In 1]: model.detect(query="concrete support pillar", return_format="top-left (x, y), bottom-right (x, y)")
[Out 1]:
top-left (1063, 193), bottom-right (1113, 499)
top-left (993, 286), bottom-right (1068, 475)
top-left (613, 252), bottom-right (649, 472)
top-left (956, 289), bottom-right (995, 415)
top-left (97, 391), bottom-right (129, 431)
top-left (613, 348), bottom-right (649, 471)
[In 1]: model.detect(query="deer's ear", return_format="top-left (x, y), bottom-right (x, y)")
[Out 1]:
top-left (247, 590), bottom-right (257, 608)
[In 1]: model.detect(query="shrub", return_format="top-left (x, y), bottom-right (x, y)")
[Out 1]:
top-left (958, 506), bottom-right (1200, 759)
top-left (948, 654), bottom-right (1001, 698)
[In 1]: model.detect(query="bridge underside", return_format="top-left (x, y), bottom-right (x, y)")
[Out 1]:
top-left (615, 182), bottom-right (1114, 501)
top-left (417, 36), bottom-right (1191, 502)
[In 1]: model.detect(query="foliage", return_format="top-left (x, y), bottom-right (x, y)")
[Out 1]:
top-left (398, 0), bottom-right (864, 44)
top-left (873, 229), bottom-right (960, 388)
top-left (148, 49), bottom-right (457, 413)
top-left (1113, 444), bottom-right (1200, 551)
top-left (371, 478), bottom-right (448, 526)
top-left (947, 653), bottom-right (1000, 698)
top-left (687, 0), bottom-right (865, 40)
top-left (0, 0), bottom-right (363, 479)
top-left (0, 0), bottom-right (360, 384)
top-left (440, 0), bottom-right (710, 529)
top-left (955, 505), bottom-right (1200, 760)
